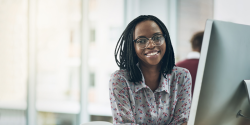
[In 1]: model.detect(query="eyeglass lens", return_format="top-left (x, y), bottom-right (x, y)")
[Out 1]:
top-left (136, 35), bottom-right (164, 49)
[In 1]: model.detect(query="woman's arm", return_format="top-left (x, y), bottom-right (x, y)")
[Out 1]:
top-left (170, 69), bottom-right (192, 125)
top-left (109, 73), bottom-right (138, 125)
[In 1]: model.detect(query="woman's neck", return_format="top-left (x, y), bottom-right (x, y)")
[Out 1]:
top-left (139, 63), bottom-right (161, 92)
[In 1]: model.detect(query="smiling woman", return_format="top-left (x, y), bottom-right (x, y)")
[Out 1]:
top-left (109, 15), bottom-right (192, 125)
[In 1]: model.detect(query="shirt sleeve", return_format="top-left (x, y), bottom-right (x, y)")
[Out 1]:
top-left (109, 73), bottom-right (138, 125)
top-left (170, 70), bottom-right (192, 125)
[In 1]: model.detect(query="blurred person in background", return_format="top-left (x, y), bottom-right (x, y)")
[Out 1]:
top-left (109, 15), bottom-right (191, 125)
top-left (176, 31), bottom-right (204, 97)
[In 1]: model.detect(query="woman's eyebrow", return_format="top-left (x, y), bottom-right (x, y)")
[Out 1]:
top-left (153, 32), bottom-right (162, 35)
top-left (136, 32), bottom-right (162, 39)
top-left (136, 36), bottom-right (147, 39)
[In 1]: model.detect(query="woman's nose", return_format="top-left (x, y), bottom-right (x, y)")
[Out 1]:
top-left (146, 39), bottom-right (155, 48)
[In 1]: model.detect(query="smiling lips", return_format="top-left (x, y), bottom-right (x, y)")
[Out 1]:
top-left (145, 50), bottom-right (160, 57)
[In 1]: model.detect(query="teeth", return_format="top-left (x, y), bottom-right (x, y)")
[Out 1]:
top-left (147, 52), bottom-right (158, 56)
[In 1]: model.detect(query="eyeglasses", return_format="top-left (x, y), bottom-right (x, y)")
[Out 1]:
top-left (133, 34), bottom-right (165, 49)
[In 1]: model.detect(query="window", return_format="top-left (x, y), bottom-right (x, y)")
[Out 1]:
top-left (0, 1), bottom-right (28, 124)
top-left (87, 0), bottom-right (124, 117)
top-left (36, 0), bottom-right (82, 123)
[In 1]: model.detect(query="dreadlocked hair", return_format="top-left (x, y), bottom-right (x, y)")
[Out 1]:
top-left (114, 15), bottom-right (175, 83)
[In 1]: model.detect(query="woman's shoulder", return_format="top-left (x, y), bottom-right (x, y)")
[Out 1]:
top-left (110, 69), bottom-right (130, 81)
top-left (109, 69), bottom-right (132, 91)
top-left (171, 66), bottom-right (191, 77)
top-left (167, 66), bottom-right (191, 92)
top-left (173, 66), bottom-right (190, 73)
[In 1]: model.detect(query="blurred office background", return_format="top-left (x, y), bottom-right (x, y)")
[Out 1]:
top-left (0, 0), bottom-right (250, 125)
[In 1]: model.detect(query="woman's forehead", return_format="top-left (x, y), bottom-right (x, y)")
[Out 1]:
top-left (134, 20), bottom-right (162, 39)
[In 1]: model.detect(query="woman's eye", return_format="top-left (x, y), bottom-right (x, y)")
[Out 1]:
top-left (154, 36), bottom-right (162, 41)
top-left (137, 39), bottom-right (147, 44)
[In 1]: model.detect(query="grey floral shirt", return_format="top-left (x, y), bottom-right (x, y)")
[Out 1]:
top-left (109, 66), bottom-right (192, 125)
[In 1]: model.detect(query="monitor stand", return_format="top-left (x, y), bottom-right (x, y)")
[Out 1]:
top-left (236, 80), bottom-right (250, 120)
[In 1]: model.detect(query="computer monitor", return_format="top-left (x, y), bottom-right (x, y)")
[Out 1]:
top-left (188, 20), bottom-right (250, 125)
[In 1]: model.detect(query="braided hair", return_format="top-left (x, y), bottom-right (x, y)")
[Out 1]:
top-left (114, 15), bottom-right (175, 83)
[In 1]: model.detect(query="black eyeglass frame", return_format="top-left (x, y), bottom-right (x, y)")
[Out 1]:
top-left (133, 34), bottom-right (166, 48)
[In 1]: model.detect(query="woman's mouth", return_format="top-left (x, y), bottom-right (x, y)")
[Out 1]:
top-left (145, 51), bottom-right (160, 57)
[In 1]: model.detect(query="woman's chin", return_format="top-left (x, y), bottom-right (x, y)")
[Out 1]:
top-left (145, 61), bottom-right (161, 66)
top-left (138, 59), bottom-right (161, 67)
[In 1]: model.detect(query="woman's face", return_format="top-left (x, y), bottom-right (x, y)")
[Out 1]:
top-left (134, 20), bottom-right (166, 67)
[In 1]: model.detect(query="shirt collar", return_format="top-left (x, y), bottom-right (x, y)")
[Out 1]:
top-left (186, 51), bottom-right (200, 59)
top-left (154, 73), bottom-right (170, 93)
top-left (134, 63), bottom-right (170, 93)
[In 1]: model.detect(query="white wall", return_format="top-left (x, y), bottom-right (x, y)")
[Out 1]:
top-left (214, 0), bottom-right (250, 25)
top-left (125, 0), bottom-right (169, 26)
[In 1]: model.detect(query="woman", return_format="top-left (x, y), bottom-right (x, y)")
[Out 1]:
top-left (109, 15), bottom-right (191, 125)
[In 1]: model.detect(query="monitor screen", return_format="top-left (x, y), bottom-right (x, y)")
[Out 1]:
top-left (188, 20), bottom-right (250, 125)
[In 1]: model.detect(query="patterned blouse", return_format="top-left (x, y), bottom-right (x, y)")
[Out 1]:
top-left (109, 66), bottom-right (192, 125)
